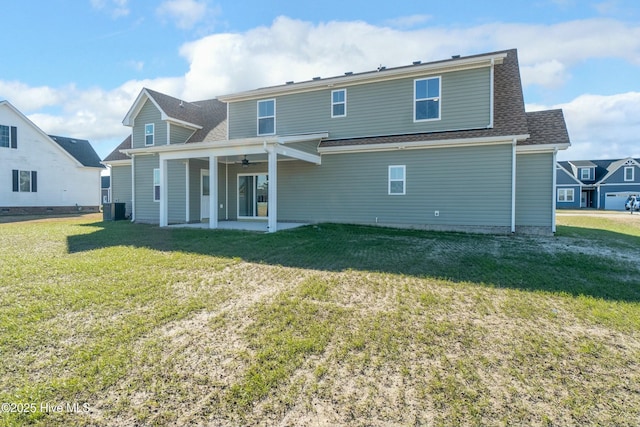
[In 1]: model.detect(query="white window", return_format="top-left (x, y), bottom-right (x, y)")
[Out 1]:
top-left (0, 124), bottom-right (17, 148)
top-left (389, 165), bottom-right (406, 195)
top-left (624, 166), bottom-right (634, 182)
top-left (12, 170), bottom-right (37, 192)
top-left (145, 123), bottom-right (154, 146)
top-left (580, 168), bottom-right (590, 180)
top-left (331, 89), bottom-right (346, 117)
top-left (557, 188), bottom-right (574, 202)
top-left (153, 168), bottom-right (160, 201)
top-left (414, 77), bottom-right (441, 121)
top-left (257, 99), bottom-right (275, 135)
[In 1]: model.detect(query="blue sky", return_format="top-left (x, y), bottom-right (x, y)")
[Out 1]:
top-left (1, 0), bottom-right (639, 161)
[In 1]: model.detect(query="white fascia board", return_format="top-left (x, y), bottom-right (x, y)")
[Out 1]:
top-left (277, 132), bottom-right (328, 144)
top-left (122, 132), bottom-right (328, 156)
top-left (166, 118), bottom-right (202, 130)
top-left (318, 134), bottom-right (528, 155)
top-left (516, 143), bottom-right (570, 154)
top-left (274, 145), bottom-right (321, 165)
top-left (123, 89), bottom-right (154, 126)
top-left (102, 159), bottom-right (132, 167)
top-left (219, 53), bottom-right (507, 102)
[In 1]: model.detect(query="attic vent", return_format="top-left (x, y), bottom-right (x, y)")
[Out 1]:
top-left (412, 61), bottom-right (421, 65)
top-left (286, 81), bottom-right (294, 85)
top-left (312, 76), bottom-right (321, 80)
top-left (344, 71), bottom-right (353, 75)
top-left (452, 55), bottom-right (461, 59)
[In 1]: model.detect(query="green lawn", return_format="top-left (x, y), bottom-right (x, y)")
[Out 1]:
top-left (1, 213), bottom-right (639, 426)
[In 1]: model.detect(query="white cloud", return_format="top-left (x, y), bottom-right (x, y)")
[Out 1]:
top-left (156, 0), bottom-right (216, 30)
top-left (538, 92), bottom-right (640, 160)
top-left (3, 16), bottom-right (640, 161)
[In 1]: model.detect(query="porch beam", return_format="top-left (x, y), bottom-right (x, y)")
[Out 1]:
top-left (273, 145), bottom-right (321, 165)
top-left (209, 155), bottom-right (218, 229)
top-left (267, 147), bottom-right (277, 233)
top-left (159, 157), bottom-right (168, 227)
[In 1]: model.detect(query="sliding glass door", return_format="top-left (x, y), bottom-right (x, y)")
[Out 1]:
top-left (238, 174), bottom-right (268, 218)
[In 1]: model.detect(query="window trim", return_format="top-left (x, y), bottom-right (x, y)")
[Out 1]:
top-left (145, 123), bottom-right (155, 146)
top-left (580, 168), bottom-right (590, 180)
top-left (624, 166), bottom-right (634, 182)
top-left (0, 125), bottom-right (16, 149)
top-left (257, 99), bottom-right (276, 136)
top-left (153, 168), bottom-right (160, 202)
top-left (12, 169), bottom-right (37, 193)
top-left (388, 165), bottom-right (406, 195)
top-left (331, 89), bottom-right (347, 118)
top-left (557, 188), bottom-right (574, 202)
top-left (413, 76), bottom-right (441, 122)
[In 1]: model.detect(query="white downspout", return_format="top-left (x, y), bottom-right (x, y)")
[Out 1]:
top-left (552, 150), bottom-right (557, 233)
top-left (488, 58), bottom-right (495, 129)
top-left (130, 154), bottom-right (136, 222)
top-left (511, 139), bottom-right (517, 233)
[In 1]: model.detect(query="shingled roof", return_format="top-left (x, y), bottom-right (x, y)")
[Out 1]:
top-left (524, 109), bottom-right (570, 146)
top-left (49, 135), bottom-right (104, 168)
top-left (103, 135), bottom-right (131, 162)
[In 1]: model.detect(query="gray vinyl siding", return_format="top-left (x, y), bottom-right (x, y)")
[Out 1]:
top-left (132, 100), bottom-right (166, 148)
top-left (111, 164), bottom-right (132, 217)
top-left (188, 159), bottom-right (206, 222)
top-left (515, 153), bottom-right (553, 227)
top-left (213, 145), bottom-right (511, 226)
top-left (228, 67), bottom-right (491, 140)
top-left (167, 160), bottom-right (186, 223)
top-left (170, 123), bottom-right (194, 145)
top-left (133, 154), bottom-right (159, 223)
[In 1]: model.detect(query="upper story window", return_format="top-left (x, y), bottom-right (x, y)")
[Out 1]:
top-left (257, 99), bottom-right (275, 135)
top-left (0, 124), bottom-right (17, 148)
top-left (580, 168), bottom-right (591, 180)
top-left (331, 89), bottom-right (346, 118)
top-left (624, 166), bottom-right (634, 181)
top-left (414, 77), bottom-right (441, 122)
top-left (145, 123), bottom-right (154, 146)
top-left (388, 165), bottom-right (406, 195)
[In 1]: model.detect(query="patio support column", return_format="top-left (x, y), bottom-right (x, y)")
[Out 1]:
top-left (209, 154), bottom-right (218, 229)
top-left (267, 146), bottom-right (277, 232)
top-left (159, 157), bottom-right (168, 227)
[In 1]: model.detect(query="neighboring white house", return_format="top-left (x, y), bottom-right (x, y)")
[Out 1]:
top-left (0, 100), bottom-right (104, 215)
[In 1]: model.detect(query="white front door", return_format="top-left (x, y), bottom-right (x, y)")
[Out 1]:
top-left (201, 169), bottom-right (210, 220)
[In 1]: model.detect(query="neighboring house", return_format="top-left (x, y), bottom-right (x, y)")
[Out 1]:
top-left (103, 48), bottom-right (570, 234)
top-left (0, 100), bottom-right (104, 215)
top-left (556, 158), bottom-right (640, 210)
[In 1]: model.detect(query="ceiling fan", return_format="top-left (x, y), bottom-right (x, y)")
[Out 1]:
top-left (237, 155), bottom-right (252, 168)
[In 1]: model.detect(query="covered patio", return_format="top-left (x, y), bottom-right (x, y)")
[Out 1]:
top-left (123, 133), bottom-right (326, 232)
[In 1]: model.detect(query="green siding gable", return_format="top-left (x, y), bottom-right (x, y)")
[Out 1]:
top-left (170, 124), bottom-right (194, 145)
top-left (132, 100), bottom-right (166, 148)
top-left (228, 67), bottom-right (491, 140)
